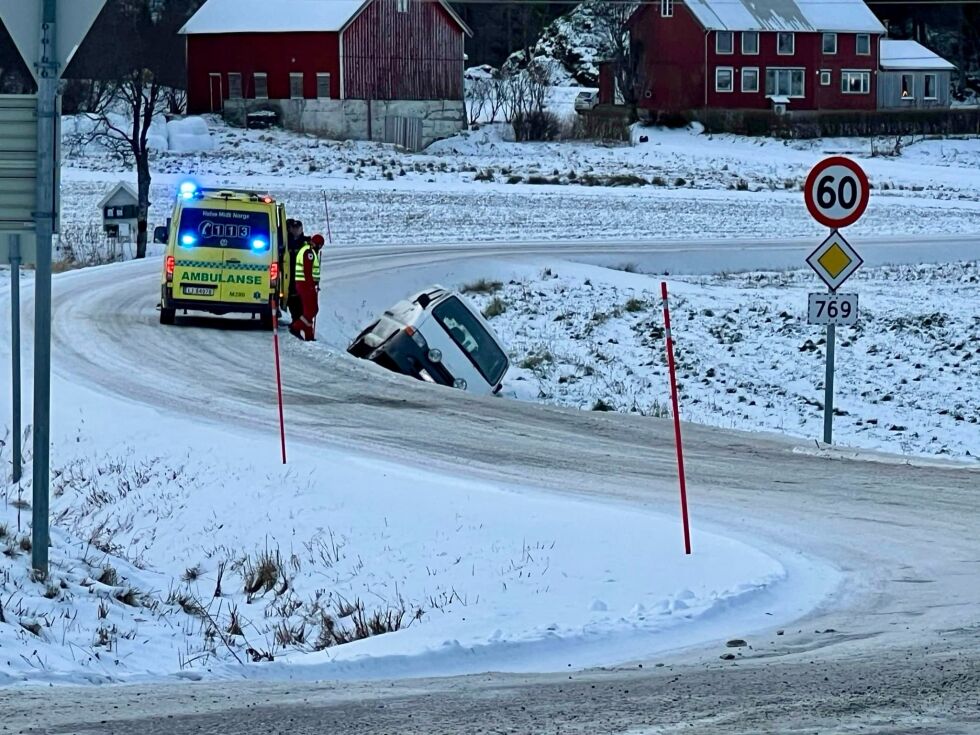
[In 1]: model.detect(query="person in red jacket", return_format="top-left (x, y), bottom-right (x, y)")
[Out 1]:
top-left (290, 233), bottom-right (324, 341)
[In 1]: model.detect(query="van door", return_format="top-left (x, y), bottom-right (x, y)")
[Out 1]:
top-left (218, 209), bottom-right (274, 306)
top-left (171, 208), bottom-right (224, 303)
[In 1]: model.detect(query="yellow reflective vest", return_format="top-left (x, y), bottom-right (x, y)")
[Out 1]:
top-left (294, 243), bottom-right (321, 284)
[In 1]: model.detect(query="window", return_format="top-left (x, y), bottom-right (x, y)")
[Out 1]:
top-left (742, 31), bottom-right (759, 55)
top-left (820, 70), bottom-right (832, 86)
top-left (432, 297), bottom-right (509, 386)
top-left (777, 32), bottom-right (795, 55)
top-left (177, 208), bottom-right (272, 252)
top-left (290, 72), bottom-right (304, 99)
top-left (766, 68), bottom-right (805, 97)
top-left (822, 33), bottom-right (837, 54)
top-left (901, 73), bottom-right (914, 99)
top-left (741, 67), bottom-right (759, 93)
top-left (253, 72), bottom-right (268, 99)
top-left (716, 31), bottom-right (733, 54)
top-left (396, 0), bottom-right (409, 11)
top-left (841, 70), bottom-right (871, 94)
top-left (924, 73), bottom-right (937, 99)
top-left (316, 73), bottom-right (331, 99)
top-left (661, 0), bottom-right (674, 17)
top-left (856, 34), bottom-right (871, 55)
top-left (228, 73), bottom-right (243, 99)
top-left (715, 67), bottom-right (734, 92)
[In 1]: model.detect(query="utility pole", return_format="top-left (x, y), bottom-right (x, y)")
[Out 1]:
top-left (32, 0), bottom-right (58, 577)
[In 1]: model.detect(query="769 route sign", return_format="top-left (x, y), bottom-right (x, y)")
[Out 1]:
top-left (808, 292), bottom-right (859, 326)
top-left (804, 156), bottom-right (870, 229)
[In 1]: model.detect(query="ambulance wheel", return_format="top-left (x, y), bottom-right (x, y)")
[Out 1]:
top-left (259, 309), bottom-right (274, 331)
top-left (160, 307), bottom-right (176, 325)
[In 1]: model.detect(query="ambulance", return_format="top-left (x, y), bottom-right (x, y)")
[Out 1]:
top-left (159, 183), bottom-right (288, 327)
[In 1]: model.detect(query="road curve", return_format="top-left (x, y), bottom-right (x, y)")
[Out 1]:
top-left (6, 237), bottom-right (980, 733)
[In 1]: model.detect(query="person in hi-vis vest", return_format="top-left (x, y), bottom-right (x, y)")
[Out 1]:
top-left (289, 233), bottom-right (324, 341)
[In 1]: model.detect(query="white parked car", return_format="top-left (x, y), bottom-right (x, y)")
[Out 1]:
top-left (348, 286), bottom-right (509, 396)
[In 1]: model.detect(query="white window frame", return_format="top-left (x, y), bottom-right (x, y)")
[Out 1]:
top-left (716, 31), bottom-right (734, 55)
top-left (856, 34), bottom-right (871, 55)
top-left (741, 31), bottom-right (759, 55)
top-left (715, 66), bottom-right (734, 93)
top-left (841, 69), bottom-right (871, 95)
top-left (900, 73), bottom-right (915, 99)
top-left (253, 72), bottom-right (268, 99)
top-left (822, 33), bottom-right (837, 54)
top-left (741, 67), bottom-right (759, 93)
top-left (289, 72), bottom-right (304, 99)
top-left (924, 73), bottom-right (938, 100)
top-left (227, 72), bottom-right (243, 99)
top-left (316, 73), bottom-right (332, 99)
top-left (661, 0), bottom-right (674, 17)
top-left (820, 69), bottom-right (832, 86)
top-left (766, 67), bottom-right (805, 98)
top-left (777, 32), bottom-right (795, 56)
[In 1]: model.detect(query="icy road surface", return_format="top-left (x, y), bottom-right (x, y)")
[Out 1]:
top-left (2, 238), bottom-right (980, 732)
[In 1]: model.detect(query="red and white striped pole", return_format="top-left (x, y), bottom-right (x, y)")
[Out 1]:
top-left (661, 282), bottom-right (692, 555)
top-left (271, 299), bottom-right (287, 465)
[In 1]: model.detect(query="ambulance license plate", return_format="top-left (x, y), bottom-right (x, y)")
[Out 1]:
top-left (182, 285), bottom-right (215, 296)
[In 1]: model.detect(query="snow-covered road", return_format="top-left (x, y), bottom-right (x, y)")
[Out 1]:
top-left (3, 237), bottom-right (980, 731)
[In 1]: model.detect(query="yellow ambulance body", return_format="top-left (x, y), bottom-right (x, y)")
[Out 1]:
top-left (160, 184), bottom-right (288, 327)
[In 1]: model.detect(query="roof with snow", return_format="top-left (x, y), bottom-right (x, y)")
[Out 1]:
top-left (682, 0), bottom-right (886, 33)
top-left (180, 0), bottom-right (470, 36)
top-left (97, 182), bottom-right (138, 210)
top-left (880, 40), bottom-right (955, 71)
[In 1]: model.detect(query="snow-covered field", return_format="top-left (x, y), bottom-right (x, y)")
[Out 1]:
top-left (58, 116), bottom-right (980, 249)
top-left (458, 259), bottom-right (980, 461)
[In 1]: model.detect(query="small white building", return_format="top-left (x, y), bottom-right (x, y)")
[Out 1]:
top-left (99, 182), bottom-right (139, 242)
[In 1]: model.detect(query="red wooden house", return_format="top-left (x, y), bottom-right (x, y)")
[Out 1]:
top-left (621, 0), bottom-right (888, 113)
top-left (180, 0), bottom-right (471, 148)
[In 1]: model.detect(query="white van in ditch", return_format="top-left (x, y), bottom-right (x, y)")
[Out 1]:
top-left (348, 286), bottom-right (509, 396)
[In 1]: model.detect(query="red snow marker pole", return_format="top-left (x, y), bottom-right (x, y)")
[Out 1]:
top-left (271, 301), bottom-right (287, 465)
top-left (322, 191), bottom-right (333, 244)
top-left (661, 282), bottom-right (692, 555)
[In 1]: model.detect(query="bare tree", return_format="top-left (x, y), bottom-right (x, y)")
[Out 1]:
top-left (593, 1), bottom-right (643, 106)
top-left (85, 70), bottom-right (166, 259)
top-left (466, 76), bottom-right (491, 126)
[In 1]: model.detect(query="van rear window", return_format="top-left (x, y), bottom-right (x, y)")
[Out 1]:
top-left (178, 208), bottom-right (271, 250)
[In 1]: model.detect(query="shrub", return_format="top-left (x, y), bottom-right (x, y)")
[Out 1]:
top-left (520, 351), bottom-right (553, 371)
top-left (461, 279), bottom-right (503, 295)
top-left (482, 296), bottom-right (508, 318)
top-left (506, 175), bottom-right (523, 184)
top-left (625, 298), bottom-right (647, 313)
top-left (592, 398), bottom-right (615, 412)
top-left (674, 177), bottom-right (687, 187)
top-left (512, 110), bottom-right (562, 141)
top-left (474, 168), bottom-right (495, 182)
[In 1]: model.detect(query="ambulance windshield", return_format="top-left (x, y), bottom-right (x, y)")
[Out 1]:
top-left (177, 208), bottom-right (272, 251)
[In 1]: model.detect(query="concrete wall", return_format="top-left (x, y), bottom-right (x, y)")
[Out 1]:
top-left (223, 98), bottom-right (466, 149)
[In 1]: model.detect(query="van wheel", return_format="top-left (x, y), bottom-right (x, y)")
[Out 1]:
top-left (160, 307), bottom-right (176, 325)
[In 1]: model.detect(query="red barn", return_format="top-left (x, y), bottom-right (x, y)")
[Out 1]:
top-left (623, 0), bottom-right (887, 113)
top-left (180, 0), bottom-right (471, 149)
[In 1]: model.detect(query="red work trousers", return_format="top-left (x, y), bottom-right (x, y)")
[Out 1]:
top-left (296, 284), bottom-right (319, 341)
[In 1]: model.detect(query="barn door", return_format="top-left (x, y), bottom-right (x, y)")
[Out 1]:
top-left (209, 73), bottom-right (223, 113)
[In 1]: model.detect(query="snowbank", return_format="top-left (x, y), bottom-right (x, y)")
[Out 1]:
top-left (62, 114), bottom-right (214, 154)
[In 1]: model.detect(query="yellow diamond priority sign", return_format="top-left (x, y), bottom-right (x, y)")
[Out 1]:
top-left (807, 230), bottom-right (863, 292)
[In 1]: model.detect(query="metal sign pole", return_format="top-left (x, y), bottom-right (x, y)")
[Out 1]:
top-left (9, 234), bottom-right (22, 484)
top-left (824, 318), bottom-right (836, 445)
top-left (31, 0), bottom-right (57, 577)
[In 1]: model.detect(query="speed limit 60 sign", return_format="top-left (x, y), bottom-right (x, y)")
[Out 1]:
top-left (804, 157), bottom-right (870, 229)
top-left (808, 292), bottom-right (859, 326)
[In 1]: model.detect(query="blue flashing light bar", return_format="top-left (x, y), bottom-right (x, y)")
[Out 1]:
top-left (179, 181), bottom-right (198, 200)
top-left (181, 234), bottom-right (197, 246)
top-left (251, 238), bottom-right (268, 250)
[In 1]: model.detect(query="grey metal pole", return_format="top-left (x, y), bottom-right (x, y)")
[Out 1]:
top-left (9, 234), bottom-right (22, 485)
top-left (32, 0), bottom-right (58, 577)
top-left (823, 320), bottom-right (836, 445)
